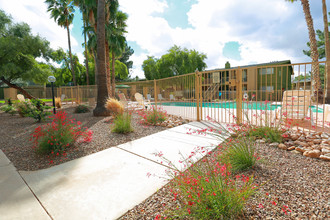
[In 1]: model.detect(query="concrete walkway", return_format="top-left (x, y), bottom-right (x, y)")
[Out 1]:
top-left (0, 122), bottom-right (222, 220)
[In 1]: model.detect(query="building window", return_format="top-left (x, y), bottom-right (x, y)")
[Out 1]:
top-left (261, 86), bottom-right (274, 91)
top-left (261, 68), bottom-right (274, 75)
top-left (242, 69), bottom-right (247, 82)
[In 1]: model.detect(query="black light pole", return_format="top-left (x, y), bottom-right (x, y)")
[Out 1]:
top-left (48, 76), bottom-right (56, 114)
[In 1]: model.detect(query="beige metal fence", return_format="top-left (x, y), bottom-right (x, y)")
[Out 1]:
top-left (16, 61), bottom-right (330, 131)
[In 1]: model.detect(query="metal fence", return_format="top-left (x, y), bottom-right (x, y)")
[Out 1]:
top-left (9, 61), bottom-right (330, 131)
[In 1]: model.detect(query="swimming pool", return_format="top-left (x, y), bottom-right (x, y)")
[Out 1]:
top-left (156, 102), bottom-right (323, 113)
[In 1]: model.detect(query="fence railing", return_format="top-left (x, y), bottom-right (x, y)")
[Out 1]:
top-left (4, 61), bottom-right (329, 131)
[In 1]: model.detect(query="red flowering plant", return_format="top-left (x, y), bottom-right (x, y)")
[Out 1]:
top-left (30, 111), bottom-right (93, 155)
top-left (157, 143), bottom-right (257, 219)
top-left (137, 106), bottom-right (167, 126)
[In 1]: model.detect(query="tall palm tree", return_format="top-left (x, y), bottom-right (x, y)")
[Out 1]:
top-left (107, 10), bottom-right (128, 97)
top-left (322, 0), bottom-right (330, 103)
top-left (93, 0), bottom-right (109, 116)
top-left (287, 0), bottom-right (322, 99)
top-left (45, 0), bottom-right (77, 86)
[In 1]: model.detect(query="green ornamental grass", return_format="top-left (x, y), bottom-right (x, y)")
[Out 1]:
top-left (112, 113), bottom-right (133, 134)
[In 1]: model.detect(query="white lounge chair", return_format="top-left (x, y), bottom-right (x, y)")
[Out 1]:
top-left (17, 94), bottom-right (25, 102)
top-left (169, 94), bottom-right (175, 101)
top-left (147, 94), bottom-right (154, 101)
top-left (158, 94), bottom-right (164, 101)
top-left (135, 93), bottom-right (151, 110)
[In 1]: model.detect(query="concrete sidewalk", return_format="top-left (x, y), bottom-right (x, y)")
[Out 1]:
top-left (1, 122), bottom-right (222, 220)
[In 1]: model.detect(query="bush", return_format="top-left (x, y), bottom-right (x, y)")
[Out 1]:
top-left (0, 104), bottom-right (16, 115)
top-left (221, 137), bottom-right (257, 172)
top-left (15, 101), bottom-right (30, 117)
top-left (139, 107), bottom-right (167, 125)
top-left (74, 104), bottom-right (90, 113)
top-left (30, 111), bottom-right (93, 155)
top-left (55, 97), bottom-right (62, 109)
top-left (27, 99), bottom-right (51, 122)
top-left (247, 126), bottom-right (283, 143)
top-left (105, 98), bottom-right (124, 116)
top-left (112, 112), bottom-right (133, 134)
top-left (163, 147), bottom-right (257, 219)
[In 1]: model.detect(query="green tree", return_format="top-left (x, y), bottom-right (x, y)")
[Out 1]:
top-left (0, 10), bottom-right (53, 99)
top-left (112, 60), bottom-right (128, 80)
top-left (142, 45), bottom-right (207, 80)
top-left (119, 42), bottom-right (134, 72)
top-left (93, 0), bottom-right (110, 116)
top-left (107, 9), bottom-right (128, 97)
top-left (45, 0), bottom-right (77, 86)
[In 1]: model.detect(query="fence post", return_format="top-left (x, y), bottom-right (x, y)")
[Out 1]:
top-left (154, 79), bottom-right (157, 108)
top-left (236, 67), bottom-right (243, 124)
top-left (195, 70), bottom-right (200, 121)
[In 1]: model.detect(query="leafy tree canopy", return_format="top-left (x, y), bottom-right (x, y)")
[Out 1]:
top-left (0, 9), bottom-right (53, 98)
top-left (142, 45), bottom-right (207, 80)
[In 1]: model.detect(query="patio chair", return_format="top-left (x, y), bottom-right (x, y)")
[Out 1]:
top-left (158, 94), bottom-right (164, 101)
top-left (169, 94), bottom-right (175, 101)
top-left (60, 94), bottom-right (67, 105)
top-left (118, 93), bottom-right (136, 109)
top-left (276, 90), bottom-right (314, 125)
top-left (17, 94), bottom-right (25, 102)
top-left (147, 94), bottom-right (154, 101)
top-left (134, 93), bottom-right (151, 110)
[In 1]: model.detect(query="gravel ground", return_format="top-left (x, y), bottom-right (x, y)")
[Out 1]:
top-left (0, 106), bottom-right (170, 171)
top-left (119, 141), bottom-right (330, 219)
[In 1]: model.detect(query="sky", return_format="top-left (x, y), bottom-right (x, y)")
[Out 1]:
top-left (0, 0), bottom-right (327, 79)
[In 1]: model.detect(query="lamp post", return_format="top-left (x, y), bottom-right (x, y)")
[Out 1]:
top-left (48, 76), bottom-right (56, 114)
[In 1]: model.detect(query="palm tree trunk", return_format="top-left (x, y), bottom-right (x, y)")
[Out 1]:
top-left (322, 0), bottom-right (330, 103)
top-left (93, 0), bottom-right (110, 116)
top-left (111, 50), bottom-right (116, 97)
top-left (83, 19), bottom-right (90, 85)
top-left (105, 40), bottom-right (111, 96)
top-left (92, 49), bottom-right (98, 85)
top-left (66, 25), bottom-right (76, 86)
top-left (301, 0), bottom-right (321, 100)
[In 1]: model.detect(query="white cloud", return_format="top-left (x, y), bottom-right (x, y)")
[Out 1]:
top-left (0, 0), bottom-right (78, 51)
top-left (120, 0), bottom-right (323, 78)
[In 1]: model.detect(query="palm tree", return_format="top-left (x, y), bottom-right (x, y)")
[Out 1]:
top-left (93, 0), bottom-right (110, 116)
top-left (45, 0), bottom-right (77, 86)
top-left (322, 0), bottom-right (330, 103)
top-left (107, 11), bottom-right (128, 97)
top-left (287, 0), bottom-right (322, 99)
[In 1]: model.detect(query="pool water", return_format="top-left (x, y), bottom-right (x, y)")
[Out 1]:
top-left (156, 102), bottom-right (323, 113)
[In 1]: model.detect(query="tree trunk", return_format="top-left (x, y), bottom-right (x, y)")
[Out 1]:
top-left (92, 49), bottom-right (98, 85)
top-left (105, 40), bottom-right (111, 96)
top-left (83, 19), bottom-right (90, 85)
top-left (111, 50), bottom-right (116, 97)
top-left (322, 0), bottom-right (330, 104)
top-left (67, 25), bottom-right (76, 86)
top-left (93, 0), bottom-right (110, 116)
top-left (301, 0), bottom-right (322, 101)
top-left (0, 77), bottom-right (36, 100)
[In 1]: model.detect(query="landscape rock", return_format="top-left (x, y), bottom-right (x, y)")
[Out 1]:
top-left (312, 139), bottom-right (322, 145)
top-left (256, 139), bottom-right (265, 144)
top-left (319, 154), bottom-right (330, 161)
top-left (320, 133), bottom-right (329, 139)
top-left (278, 143), bottom-right (288, 150)
top-left (287, 146), bottom-right (296, 151)
top-left (303, 150), bottom-right (321, 158)
top-left (296, 146), bottom-right (306, 153)
top-left (321, 148), bottom-right (330, 154)
top-left (269, 143), bottom-right (279, 148)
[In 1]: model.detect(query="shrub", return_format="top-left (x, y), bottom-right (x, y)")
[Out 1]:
top-left (221, 137), bottom-right (257, 172)
top-left (27, 99), bottom-right (51, 122)
top-left (105, 98), bottom-right (124, 115)
top-left (30, 111), bottom-right (93, 155)
top-left (162, 147), bottom-right (257, 219)
top-left (247, 126), bottom-right (283, 143)
top-left (55, 97), bottom-right (62, 109)
top-left (15, 101), bottom-right (30, 117)
top-left (139, 107), bottom-right (167, 125)
top-left (0, 104), bottom-right (16, 115)
top-left (112, 112), bottom-right (133, 134)
top-left (74, 104), bottom-right (90, 113)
